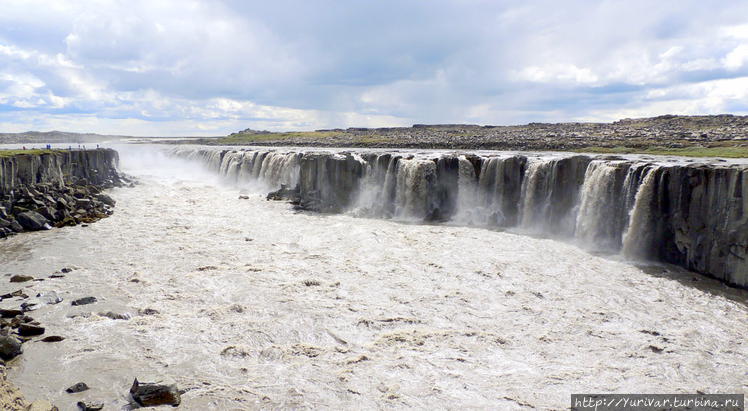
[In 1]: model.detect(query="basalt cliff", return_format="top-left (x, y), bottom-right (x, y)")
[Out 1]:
top-left (0, 149), bottom-right (127, 238)
top-left (172, 147), bottom-right (748, 288)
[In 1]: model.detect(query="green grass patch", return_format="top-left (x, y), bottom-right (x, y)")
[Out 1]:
top-left (568, 145), bottom-right (748, 158)
top-left (354, 135), bottom-right (394, 144)
top-left (0, 149), bottom-right (61, 157)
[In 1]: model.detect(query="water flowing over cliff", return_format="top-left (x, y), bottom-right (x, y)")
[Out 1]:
top-left (171, 147), bottom-right (748, 287)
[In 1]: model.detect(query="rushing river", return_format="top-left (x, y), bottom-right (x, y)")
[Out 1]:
top-left (1, 145), bottom-right (747, 410)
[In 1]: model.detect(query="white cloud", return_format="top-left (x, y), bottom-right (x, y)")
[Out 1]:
top-left (1, 0), bottom-right (748, 134)
top-left (515, 64), bottom-right (599, 85)
top-left (724, 45), bottom-right (748, 70)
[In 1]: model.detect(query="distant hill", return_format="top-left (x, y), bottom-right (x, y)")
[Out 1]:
top-left (0, 131), bottom-right (132, 144)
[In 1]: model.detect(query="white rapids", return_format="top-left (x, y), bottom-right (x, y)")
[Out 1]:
top-left (0, 146), bottom-right (746, 410)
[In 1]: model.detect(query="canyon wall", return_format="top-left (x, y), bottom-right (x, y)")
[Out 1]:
top-left (172, 147), bottom-right (748, 288)
top-left (0, 149), bottom-right (124, 237)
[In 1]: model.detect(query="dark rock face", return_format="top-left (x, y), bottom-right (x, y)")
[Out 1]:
top-left (129, 378), bottom-right (181, 407)
top-left (174, 146), bottom-right (748, 288)
top-left (0, 149), bottom-right (128, 238)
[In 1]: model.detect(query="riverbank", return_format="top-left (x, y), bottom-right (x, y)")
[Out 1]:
top-left (0, 148), bottom-right (128, 410)
top-left (0, 149), bottom-right (130, 238)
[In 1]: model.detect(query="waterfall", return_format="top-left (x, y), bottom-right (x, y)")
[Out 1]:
top-left (621, 165), bottom-right (661, 259)
top-left (393, 158), bottom-right (438, 220)
top-left (352, 153), bottom-right (400, 218)
top-left (451, 156), bottom-right (480, 224)
top-left (574, 160), bottom-right (631, 251)
top-left (168, 146), bottom-right (748, 287)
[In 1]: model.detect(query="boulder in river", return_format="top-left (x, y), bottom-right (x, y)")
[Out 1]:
top-left (15, 211), bottom-right (51, 231)
top-left (0, 309), bottom-right (23, 318)
top-left (9, 275), bottom-right (33, 283)
top-left (66, 382), bottom-right (89, 393)
top-left (0, 335), bottom-right (23, 360)
top-left (99, 311), bottom-right (131, 320)
top-left (95, 193), bottom-right (115, 206)
top-left (129, 378), bottom-right (181, 407)
top-left (71, 297), bottom-right (97, 306)
top-left (77, 401), bottom-right (104, 411)
top-left (17, 323), bottom-right (45, 336)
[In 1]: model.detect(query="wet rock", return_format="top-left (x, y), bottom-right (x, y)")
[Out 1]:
top-left (66, 382), bottom-right (89, 393)
top-left (649, 345), bottom-right (664, 353)
top-left (16, 211), bottom-right (51, 231)
top-left (20, 302), bottom-right (39, 312)
top-left (71, 297), bottom-right (97, 306)
top-left (99, 311), bottom-right (131, 320)
top-left (95, 193), bottom-right (115, 206)
top-left (9, 274), bottom-right (33, 283)
top-left (138, 308), bottom-right (159, 316)
top-left (40, 336), bottom-right (64, 342)
top-left (77, 401), bottom-right (104, 411)
top-left (60, 267), bottom-right (73, 273)
top-left (48, 274), bottom-right (65, 279)
top-left (129, 378), bottom-right (181, 407)
top-left (0, 309), bottom-right (23, 318)
top-left (266, 184), bottom-right (300, 201)
top-left (27, 400), bottom-right (59, 411)
top-left (75, 198), bottom-right (93, 209)
top-left (238, 195), bottom-right (250, 200)
top-left (0, 289), bottom-right (28, 299)
top-left (17, 323), bottom-right (45, 336)
top-left (0, 335), bottom-right (23, 360)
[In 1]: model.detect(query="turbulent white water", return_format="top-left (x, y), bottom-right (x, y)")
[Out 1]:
top-left (1, 145), bottom-right (747, 410)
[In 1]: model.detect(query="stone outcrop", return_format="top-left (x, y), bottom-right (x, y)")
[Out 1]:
top-left (0, 149), bottom-right (127, 238)
top-left (172, 147), bottom-right (748, 288)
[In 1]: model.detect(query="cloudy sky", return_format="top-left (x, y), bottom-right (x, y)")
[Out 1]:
top-left (1, 0), bottom-right (748, 136)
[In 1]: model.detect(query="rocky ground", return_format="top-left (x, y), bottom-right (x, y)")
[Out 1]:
top-left (175, 114), bottom-right (748, 157)
top-left (0, 174), bottom-right (132, 239)
top-left (0, 149), bottom-right (133, 239)
top-left (0, 149), bottom-right (136, 409)
top-left (0, 267), bottom-right (181, 410)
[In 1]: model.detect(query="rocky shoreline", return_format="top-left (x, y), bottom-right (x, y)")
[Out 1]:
top-left (0, 149), bottom-right (131, 410)
top-left (0, 149), bottom-right (131, 239)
